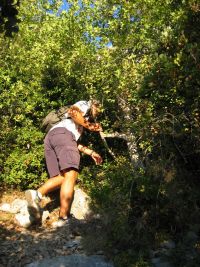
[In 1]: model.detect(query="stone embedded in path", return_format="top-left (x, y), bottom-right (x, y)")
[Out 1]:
top-left (11, 199), bottom-right (28, 213)
top-left (15, 213), bottom-right (35, 228)
top-left (25, 255), bottom-right (114, 267)
top-left (71, 188), bottom-right (91, 219)
top-left (0, 199), bottom-right (28, 214)
top-left (0, 203), bottom-right (11, 212)
top-left (0, 187), bottom-right (91, 228)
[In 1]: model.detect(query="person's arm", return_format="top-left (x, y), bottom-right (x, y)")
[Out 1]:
top-left (78, 144), bottom-right (103, 165)
top-left (68, 106), bottom-right (102, 132)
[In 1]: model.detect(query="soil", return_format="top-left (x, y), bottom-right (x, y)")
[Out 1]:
top-left (0, 188), bottom-right (107, 267)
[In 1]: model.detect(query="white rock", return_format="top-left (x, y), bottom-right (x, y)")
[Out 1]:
top-left (10, 199), bottom-right (28, 213)
top-left (0, 199), bottom-right (29, 214)
top-left (0, 203), bottom-right (11, 212)
top-left (19, 205), bottom-right (30, 216)
top-left (71, 188), bottom-right (91, 219)
top-left (15, 213), bottom-right (35, 228)
top-left (42, 210), bottom-right (50, 222)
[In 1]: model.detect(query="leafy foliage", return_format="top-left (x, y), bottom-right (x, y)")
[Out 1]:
top-left (0, 0), bottom-right (200, 266)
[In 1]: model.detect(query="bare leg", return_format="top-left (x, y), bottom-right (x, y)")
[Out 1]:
top-left (59, 169), bottom-right (78, 218)
top-left (38, 174), bottom-right (64, 196)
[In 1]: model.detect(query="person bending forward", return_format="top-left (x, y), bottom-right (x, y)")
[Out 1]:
top-left (25, 100), bottom-right (102, 227)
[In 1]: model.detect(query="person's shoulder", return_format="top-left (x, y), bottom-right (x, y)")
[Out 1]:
top-left (73, 100), bottom-right (90, 109)
top-left (74, 100), bottom-right (89, 106)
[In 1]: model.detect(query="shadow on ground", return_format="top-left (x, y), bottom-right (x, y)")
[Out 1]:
top-left (0, 190), bottom-right (112, 267)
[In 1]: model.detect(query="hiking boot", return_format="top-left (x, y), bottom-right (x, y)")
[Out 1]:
top-left (25, 190), bottom-right (42, 220)
top-left (52, 214), bottom-right (77, 228)
top-left (52, 217), bottom-right (70, 228)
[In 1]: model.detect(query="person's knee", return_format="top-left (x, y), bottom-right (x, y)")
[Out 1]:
top-left (62, 169), bottom-right (78, 181)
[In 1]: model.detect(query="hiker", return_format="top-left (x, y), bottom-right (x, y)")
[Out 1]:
top-left (25, 100), bottom-right (103, 227)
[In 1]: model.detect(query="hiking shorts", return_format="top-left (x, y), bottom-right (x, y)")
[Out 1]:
top-left (44, 127), bottom-right (80, 178)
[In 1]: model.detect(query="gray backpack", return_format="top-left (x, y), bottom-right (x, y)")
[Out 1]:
top-left (41, 106), bottom-right (70, 133)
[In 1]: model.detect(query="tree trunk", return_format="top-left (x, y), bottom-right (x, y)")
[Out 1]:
top-left (117, 95), bottom-right (142, 169)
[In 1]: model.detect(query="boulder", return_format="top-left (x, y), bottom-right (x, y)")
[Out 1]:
top-left (71, 188), bottom-right (91, 219)
top-left (0, 203), bottom-right (11, 212)
top-left (15, 213), bottom-right (35, 228)
top-left (10, 199), bottom-right (28, 213)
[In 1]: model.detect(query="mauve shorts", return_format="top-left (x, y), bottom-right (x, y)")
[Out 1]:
top-left (44, 127), bottom-right (80, 178)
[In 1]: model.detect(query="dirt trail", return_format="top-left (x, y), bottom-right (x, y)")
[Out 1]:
top-left (0, 189), bottom-right (109, 267)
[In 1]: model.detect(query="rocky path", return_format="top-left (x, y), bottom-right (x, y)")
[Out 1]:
top-left (1, 188), bottom-right (190, 267)
top-left (0, 189), bottom-right (113, 267)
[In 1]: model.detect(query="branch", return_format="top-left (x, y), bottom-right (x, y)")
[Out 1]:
top-left (99, 131), bottom-right (117, 159)
top-left (100, 131), bottom-right (128, 140)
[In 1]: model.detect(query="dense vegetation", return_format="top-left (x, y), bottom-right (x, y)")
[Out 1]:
top-left (0, 0), bottom-right (199, 266)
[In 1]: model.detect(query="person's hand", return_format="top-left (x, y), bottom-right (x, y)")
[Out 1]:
top-left (91, 152), bottom-right (103, 165)
top-left (88, 123), bottom-right (102, 132)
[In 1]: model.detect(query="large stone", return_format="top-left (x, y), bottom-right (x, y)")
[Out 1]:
top-left (42, 210), bottom-right (50, 222)
top-left (15, 213), bottom-right (35, 228)
top-left (0, 203), bottom-right (11, 212)
top-left (25, 255), bottom-right (114, 267)
top-left (10, 199), bottom-right (28, 213)
top-left (71, 188), bottom-right (91, 219)
top-left (0, 199), bottom-right (29, 214)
